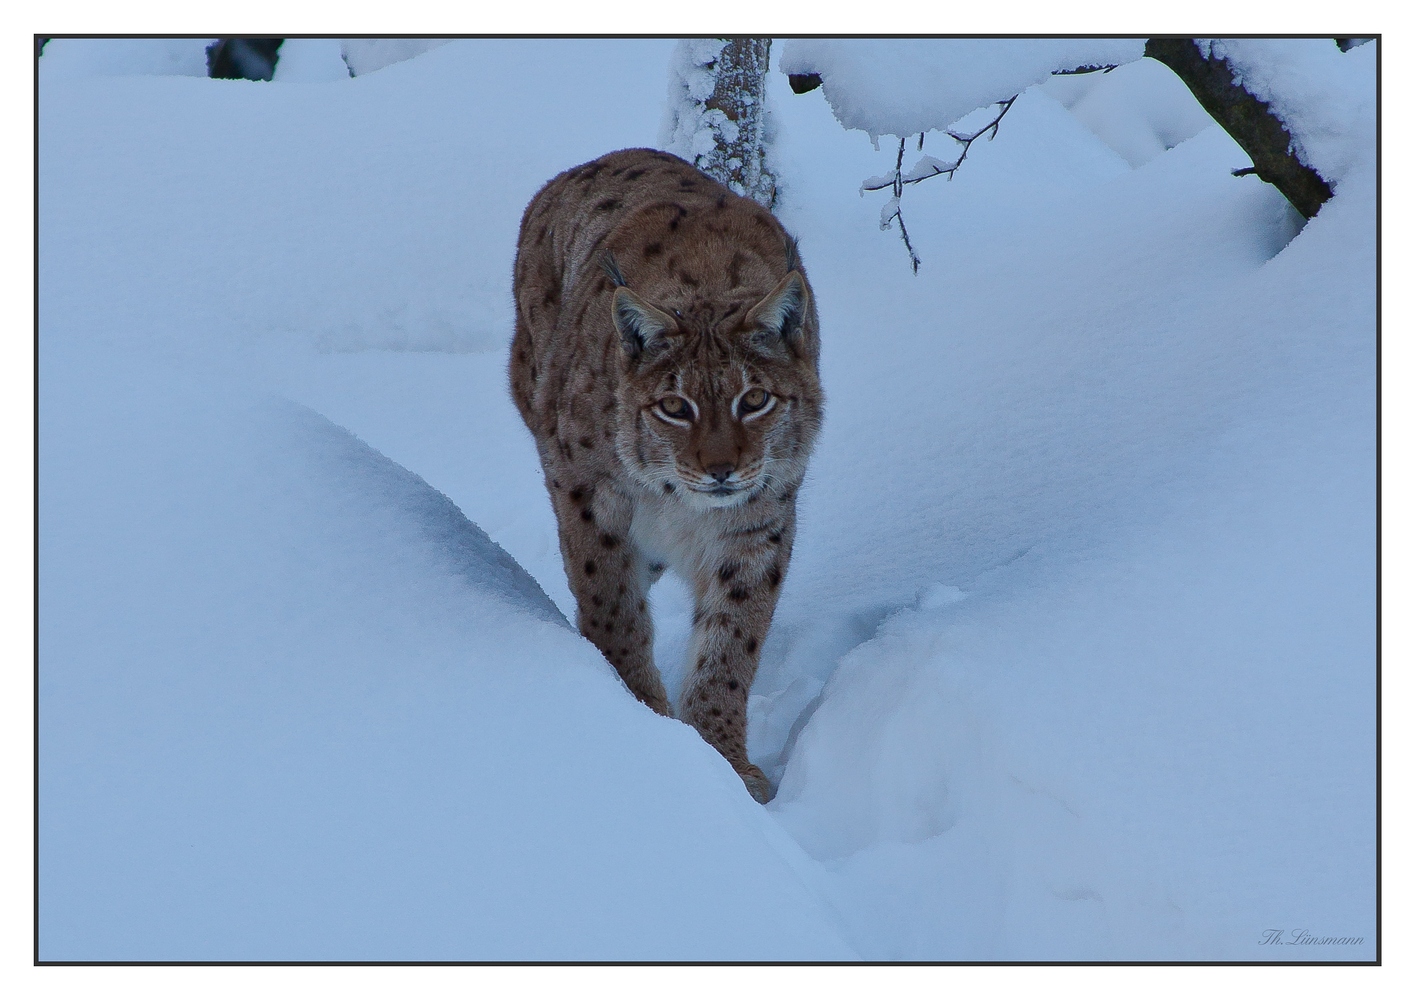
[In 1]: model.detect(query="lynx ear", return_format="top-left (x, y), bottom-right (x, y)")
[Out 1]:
top-left (745, 271), bottom-right (809, 353)
top-left (612, 287), bottom-right (679, 359)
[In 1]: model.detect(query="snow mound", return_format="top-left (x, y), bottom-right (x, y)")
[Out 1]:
top-left (38, 39), bottom-right (680, 356)
top-left (295, 405), bottom-right (569, 628)
top-left (38, 338), bottom-right (854, 960)
top-left (749, 50), bottom-right (1375, 958)
top-left (1043, 58), bottom-right (1217, 168)
top-left (778, 38), bottom-right (1145, 140)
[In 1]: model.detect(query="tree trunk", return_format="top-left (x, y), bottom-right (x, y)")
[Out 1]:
top-left (663, 38), bottom-right (777, 209)
top-left (700, 38), bottom-right (775, 208)
top-left (1144, 38), bottom-right (1333, 219)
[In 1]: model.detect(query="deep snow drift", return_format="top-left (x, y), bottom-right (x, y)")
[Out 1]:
top-left (39, 38), bottom-right (1375, 961)
top-left (39, 342), bottom-right (851, 960)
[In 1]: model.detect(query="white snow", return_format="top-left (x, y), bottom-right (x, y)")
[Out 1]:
top-left (38, 42), bottom-right (855, 961)
top-left (39, 341), bottom-right (852, 961)
top-left (271, 39), bottom-right (349, 83)
top-left (1199, 38), bottom-right (1377, 186)
top-left (39, 37), bottom-right (215, 80)
top-left (1043, 58), bottom-right (1217, 168)
top-left (778, 38), bottom-right (1146, 141)
top-left (39, 37), bottom-right (1376, 961)
top-left (339, 38), bottom-right (452, 77)
top-left (661, 37), bottom-right (731, 159)
top-left (36, 37), bottom-right (461, 84)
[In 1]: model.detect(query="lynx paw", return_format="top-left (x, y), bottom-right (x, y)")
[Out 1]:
top-left (637, 691), bottom-right (673, 717)
top-left (738, 763), bottom-right (775, 804)
top-left (624, 681), bottom-right (672, 717)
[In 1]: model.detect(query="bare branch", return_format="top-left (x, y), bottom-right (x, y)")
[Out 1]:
top-left (861, 95), bottom-right (1017, 271)
top-left (941, 95), bottom-right (1017, 166)
top-left (893, 136), bottom-right (905, 197)
top-left (894, 210), bottom-right (921, 274)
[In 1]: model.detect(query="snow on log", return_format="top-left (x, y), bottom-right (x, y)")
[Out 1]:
top-left (778, 38), bottom-right (1145, 141)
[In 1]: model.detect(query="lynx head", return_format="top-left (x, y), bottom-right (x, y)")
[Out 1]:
top-left (610, 269), bottom-right (823, 510)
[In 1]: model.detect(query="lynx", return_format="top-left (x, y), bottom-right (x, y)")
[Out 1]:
top-left (509, 148), bottom-right (823, 803)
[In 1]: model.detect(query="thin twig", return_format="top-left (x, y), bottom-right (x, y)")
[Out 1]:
top-left (894, 209), bottom-right (921, 273)
top-left (864, 96), bottom-right (1017, 272)
top-left (873, 137), bottom-right (922, 273)
top-left (860, 96), bottom-right (1018, 193)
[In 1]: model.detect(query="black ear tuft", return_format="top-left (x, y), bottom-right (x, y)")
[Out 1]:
top-left (600, 251), bottom-right (628, 288)
top-left (783, 235), bottom-right (803, 275)
top-left (612, 287), bottom-right (678, 360)
top-left (744, 271), bottom-right (809, 351)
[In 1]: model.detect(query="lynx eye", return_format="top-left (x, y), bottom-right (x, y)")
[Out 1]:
top-left (739, 388), bottom-right (770, 414)
top-left (659, 396), bottom-right (692, 420)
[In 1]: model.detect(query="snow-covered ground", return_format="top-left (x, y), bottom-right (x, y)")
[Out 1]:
top-left (39, 38), bottom-right (1376, 961)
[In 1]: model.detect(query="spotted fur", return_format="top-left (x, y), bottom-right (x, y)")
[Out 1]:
top-left (510, 148), bottom-right (823, 803)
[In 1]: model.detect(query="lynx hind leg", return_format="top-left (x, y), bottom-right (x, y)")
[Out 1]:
top-left (550, 480), bottom-right (670, 716)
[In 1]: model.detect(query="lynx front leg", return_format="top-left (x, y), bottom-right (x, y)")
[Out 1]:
top-left (550, 478), bottom-right (670, 716)
top-left (680, 518), bottom-right (795, 804)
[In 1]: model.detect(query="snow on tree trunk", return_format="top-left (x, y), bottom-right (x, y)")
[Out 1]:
top-left (661, 38), bottom-right (777, 209)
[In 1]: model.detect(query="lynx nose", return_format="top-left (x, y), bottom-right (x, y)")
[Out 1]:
top-left (705, 463), bottom-right (735, 483)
